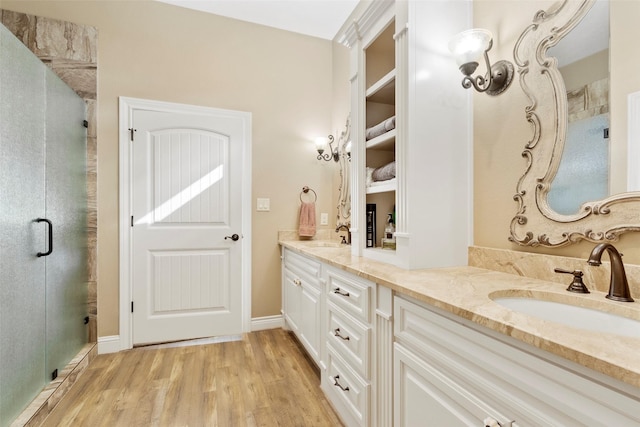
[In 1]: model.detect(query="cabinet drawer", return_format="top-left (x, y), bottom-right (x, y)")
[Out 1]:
top-left (326, 267), bottom-right (372, 323)
top-left (283, 248), bottom-right (322, 280)
top-left (325, 348), bottom-right (370, 427)
top-left (327, 302), bottom-right (371, 378)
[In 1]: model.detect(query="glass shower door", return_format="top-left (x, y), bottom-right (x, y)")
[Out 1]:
top-left (44, 67), bottom-right (88, 380)
top-left (0, 24), bottom-right (88, 426)
top-left (0, 24), bottom-right (47, 425)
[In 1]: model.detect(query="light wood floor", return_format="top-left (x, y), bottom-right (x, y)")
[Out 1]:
top-left (42, 329), bottom-right (343, 427)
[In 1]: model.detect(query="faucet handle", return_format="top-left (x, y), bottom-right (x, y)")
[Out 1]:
top-left (554, 268), bottom-right (590, 294)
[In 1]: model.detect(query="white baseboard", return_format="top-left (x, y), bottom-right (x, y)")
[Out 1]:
top-left (251, 314), bottom-right (283, 331)
top-left (98, 335), bottom-right (122, 354)
top-left (100, 316), bottom-right (283, 354)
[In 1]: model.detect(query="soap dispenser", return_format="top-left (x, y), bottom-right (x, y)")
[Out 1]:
top-left (382, 213), bottom-right (396, 250)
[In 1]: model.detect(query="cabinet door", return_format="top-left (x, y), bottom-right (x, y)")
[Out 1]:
top-left (283, 267), bottom-right (301, 333)
top-left (299, 281), bottom-right (321, 362)
top-left (394, 343), bottom-right (515, 427)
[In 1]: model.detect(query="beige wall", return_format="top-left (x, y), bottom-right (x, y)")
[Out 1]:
top-left (560, 49), bottom-right (608, 92)
top-left (3, 0), bottom-right (338, 336)
top-left (474, 0), bottom-right (640, 263)
top-left (8, 0), bottom-right (640, 337)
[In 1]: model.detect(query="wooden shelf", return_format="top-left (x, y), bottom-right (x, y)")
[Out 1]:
top-left (366, 178), bottom-right (397, 194)
top-left (366, 69), bottom-right (395, 104)
top-left (366, 129), bottom-right (395, 151)
top-left (363, 247), bottom-right (397, 263)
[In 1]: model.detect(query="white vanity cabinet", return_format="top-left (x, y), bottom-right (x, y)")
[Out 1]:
top-left (393, 295), bottom-right (640, 426)
top-left (280, 246), bottom-right (640, 426)
top-left (321, 265), bottom-right (376, 427)
top-left (281, 248), bottom-right (323, 366)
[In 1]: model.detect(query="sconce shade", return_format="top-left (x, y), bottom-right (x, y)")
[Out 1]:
top-left (449, 28), bottom-right (513, 96)
top-left (448, 29), bottom-right (493, 74)
top-left (315, 135), bottom-right (339, 162)
top-left (315, 136), bottom-right (327, 153)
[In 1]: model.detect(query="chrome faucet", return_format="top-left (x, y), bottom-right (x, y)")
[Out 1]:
top-left (335, 224), bottom-right (351, 245)
top-left (587, 243), bottom-right (634, 302)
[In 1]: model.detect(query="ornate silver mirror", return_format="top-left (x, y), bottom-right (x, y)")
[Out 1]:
top-left (336, 115), bottom-right (351, 225)
top-left (510, 0), bottom-right (640, 247)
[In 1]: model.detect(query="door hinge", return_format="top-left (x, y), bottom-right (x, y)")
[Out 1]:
top-left (128, 128), bottom-right (137, 141)
top-left (131, 301), bottom-right (134, 313)
top-left (131, 216), bottom-right (134, 227)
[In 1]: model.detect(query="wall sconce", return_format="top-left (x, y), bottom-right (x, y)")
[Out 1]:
top-left (345, 140), bottom-right (352, 161)
top-left (448, 28), bottom-right (514, 96)
top-left (315, 135), bottom-right (339, 162)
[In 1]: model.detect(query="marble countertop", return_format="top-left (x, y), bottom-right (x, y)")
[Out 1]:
top-left (279, 239), bottom-right (640, 390)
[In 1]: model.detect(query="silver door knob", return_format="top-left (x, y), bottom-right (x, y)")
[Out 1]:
top-left (225, 234), bottom-right (240, 241)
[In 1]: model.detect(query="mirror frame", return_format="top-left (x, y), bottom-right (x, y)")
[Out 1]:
top-left (336, 115), bottom-right (351, 225)
top-left (510, 0), bottom-right (640, 247)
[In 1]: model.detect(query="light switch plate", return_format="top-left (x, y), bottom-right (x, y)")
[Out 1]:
top-left (257, 198), bottom-right (270, 211)
top-left (320, 212), bottom-right (328, 225)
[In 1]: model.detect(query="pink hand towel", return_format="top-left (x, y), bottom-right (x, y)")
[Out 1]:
top-left (299, 202), bottom-right (316, 237)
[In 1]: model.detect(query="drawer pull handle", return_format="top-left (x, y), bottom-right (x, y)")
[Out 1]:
top-left (333, 375), bottom-right (349, 392)
top-left (333, 328), bottom-right (350, 341)
top-left (333, 288), bottom-right (350, 297)
top-left (293, 278), bottom-right (302, 286)
top-left (483, 417), bottom-right (513, 427)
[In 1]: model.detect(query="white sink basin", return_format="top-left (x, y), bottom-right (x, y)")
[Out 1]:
top-left (303, 241), bottom-right (345, 248)
top-left (493, 297), bottom-right (640, 338)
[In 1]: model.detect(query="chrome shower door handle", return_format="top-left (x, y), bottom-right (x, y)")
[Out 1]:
top-left (36, 218), bottom-right (53, 257)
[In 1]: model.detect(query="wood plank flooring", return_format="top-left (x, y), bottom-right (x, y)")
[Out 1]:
top-left (41, 329), bottom-right (343, 427)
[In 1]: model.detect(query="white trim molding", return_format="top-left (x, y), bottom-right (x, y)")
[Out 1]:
top-left (628, 91), bottom-right (640, 191)
top-left (118, 96), bottom-right (252, 350)
top-left (99, 315), bottom-right (282, 355)
top-left (251, 315), bottom-right (284, 331)
top-left (97, 335), bottom-right (122, 354)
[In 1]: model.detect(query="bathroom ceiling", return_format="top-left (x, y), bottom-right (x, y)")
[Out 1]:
top-left (548, 0), bottom-right (609, 66)
top-left (156, 0), bottom-right (360, 40)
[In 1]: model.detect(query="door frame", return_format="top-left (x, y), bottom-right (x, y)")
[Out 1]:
top-left (118, 96), bottom-right (252, 351)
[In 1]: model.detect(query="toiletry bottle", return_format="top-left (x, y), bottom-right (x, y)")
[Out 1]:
top-left (385, 214), bottom-right (395, 239)
top-left (382, 213), bottom-right (396, 249)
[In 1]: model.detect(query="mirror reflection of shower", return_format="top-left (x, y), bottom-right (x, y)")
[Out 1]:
top-left (547, 0), bottom-right (609, 215)
top-left (336, 115), bottom-right (351, 225)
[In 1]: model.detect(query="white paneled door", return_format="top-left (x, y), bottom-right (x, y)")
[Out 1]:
top-left (130, 107), bottom-right (246, 345)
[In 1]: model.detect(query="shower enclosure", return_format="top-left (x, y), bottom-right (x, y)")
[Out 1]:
top-left (0, 23), bottom-right (88, 426)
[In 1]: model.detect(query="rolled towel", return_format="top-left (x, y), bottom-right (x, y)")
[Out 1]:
top-left (384, 116), bottom-right (396, 131)
top-left (366, 115), bottom-right (396, 140)
top-left (366, 167), bottom-right (375, 187)
top-left (372, 161), bottom-right (396, 182)
top-left (298, 202), bottom-right (316, 237)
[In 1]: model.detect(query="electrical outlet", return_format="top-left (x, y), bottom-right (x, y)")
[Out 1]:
top-left (257, 198), bottom-right (270, 211)
top-left (320, 212), bottom-right (329, 225)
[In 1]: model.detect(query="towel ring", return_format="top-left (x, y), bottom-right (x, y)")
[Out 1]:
top-left (300, 186), bottom-right (317, 203)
